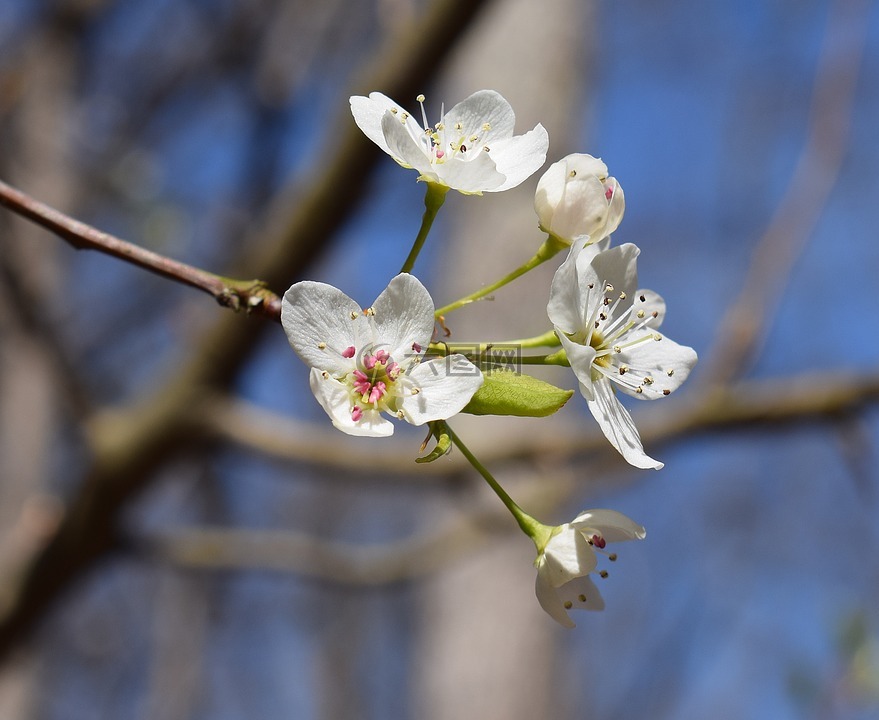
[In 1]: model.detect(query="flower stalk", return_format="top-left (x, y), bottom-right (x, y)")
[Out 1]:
top-left (400, 183), bottom-right (449, 273)
top-left (446, 424), bottom-right (550, 549)
top-left (434, 234), bottom-right (568, 317)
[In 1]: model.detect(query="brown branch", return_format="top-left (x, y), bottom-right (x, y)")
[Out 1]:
top-left (0, 179), bottom-right (283, 321)
top-left (0, 0), bottom-right (498, 666)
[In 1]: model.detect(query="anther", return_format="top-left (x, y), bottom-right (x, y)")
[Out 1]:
top-left (483, 145), bottom-right (490, 152)
top-left (591, 534), bottom-right (606, 549)
top-left (396, 410), bottom-right (405, 419)
top-left (342, 346), bottom-right (356, 358)
top-left (412, 342), bottom-right (422, 353)
top-left (605, 186), bottom-right (614, 200)
top-left (578, 594), bottom-right (587, 603)
top-left (619, 365), bottom-right (629, 375)
top-left (651, 311), bottom-right (659, 318)
top-left (643, 376), bottom-right (654, 385)
top-left (608, 553), bottom-right (618, 562)
top-left (599, 570), bottom-right (609, 579)
top-left (411, 388), bottom-right (421, 395)
top-left (390, 107), bottom-right (398, 114)
top-left (350, 311), bottom-right (358, 320)
top-left (469, 135), bottom-right (478, 143)
top-left (637, 310), bottom-right (645, 318)
top-left (605, 283), bottom-right (614, 292)
top-left (587, 283), bottom-right (594, 289)
top-left (667, 369), bottom-right (675, 376)
top-left (635, 386), bottom-right (643, 394)
top-left (570, 170), bottom-right (577, 178)
top-left (662, 389), bottom-right (671, 396)
top-left (321, 371), bottom-right (329, 379)
top-left (603, 297), bottom-right (610, 306)
top-left (401, 112), bottom-right (409, 121)
top-left (364, 307), bottom-right (375, 316)
top-left (619, 291), bottom-right (627, 300)
top-left (317, 342), bottom-right (326, 349)
top-left (482, 123), bottom-right (491, 131)
top-left (600, 313), bottom-right (607, 321)
top-left (613, 345), bottom-right (622, 353)
top-left (639, 294), bottom-right (646, 302)
top-left (454, 122), bottom-right (463, 130)
top-left (416, 93), bottom-right (425, 102)
top-left (460, 144), bottom-right (467, 152)
top-left (563, 601), bottom-right (573, 610)
top-left (653, 333), bottom-right (662, 341)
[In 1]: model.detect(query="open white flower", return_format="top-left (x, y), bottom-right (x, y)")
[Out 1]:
top-left (282, 274), bottom-right (483, 437)
top-left (536, 509), bottom-right (646, 628)
top-left (349, 90), bottom-right (548, 194)
top-left (548, 241), bottom-right (698, 469)
top-left (534, 153), bottom-right (624, 246)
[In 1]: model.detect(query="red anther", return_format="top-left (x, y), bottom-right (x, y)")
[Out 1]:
top-left (342, 346), bottom-right (356, 358)
top-left (592, 534), bottom-right (606, 549)
top-left (351, 406), bottom-right (363, 422)
top-left (605, 186), bottom-right (614, 201)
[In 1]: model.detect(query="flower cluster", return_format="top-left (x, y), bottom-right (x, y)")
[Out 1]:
top-left (281, 90), bottom-right (696, 627)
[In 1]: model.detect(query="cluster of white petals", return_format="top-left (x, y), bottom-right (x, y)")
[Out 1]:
top-left (350, 90), bottom-right (548, 194)
top-left (534, 153), bottom-right (624, 246)
top-left (282, 274), bottom-right (483, 437)
top-left (548, 240), bottom-right (698, 469)
top-left (536, 509), bottom-right (645, 628)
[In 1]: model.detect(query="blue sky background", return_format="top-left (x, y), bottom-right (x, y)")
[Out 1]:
top-left (2, 0), bottom-right (879, 718)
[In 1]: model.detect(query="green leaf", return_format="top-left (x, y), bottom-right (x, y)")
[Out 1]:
top-left (462, 371), bottom-right (573, 418)
top-left (415, 421), bottom-right (452, 464)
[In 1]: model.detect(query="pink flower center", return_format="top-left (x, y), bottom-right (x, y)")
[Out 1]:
top-left (346, 347), bottom-right (404, 422)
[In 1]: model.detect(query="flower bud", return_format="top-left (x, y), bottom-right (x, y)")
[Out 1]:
top-left (534, 153), bottom-right (625, 246)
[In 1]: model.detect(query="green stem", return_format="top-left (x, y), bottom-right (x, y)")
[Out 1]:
top-left (446, 424), bottom-right (546, 544)
top-left (505, 349), bottom-right (569, 366)
top-left (434, 234), bottom-right (568, 317)
top-left (430, 329), bottom-right (561, 357)
top-left (400, 183), bottom-right (449, 274)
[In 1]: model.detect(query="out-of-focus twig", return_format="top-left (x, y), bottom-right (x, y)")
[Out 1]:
top-left (703, 0), bottom-right (868, 384)
top-left (200, 370), bottom-right (879, 474)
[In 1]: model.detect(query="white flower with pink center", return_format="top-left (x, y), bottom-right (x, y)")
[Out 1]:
top-left (536, 509), bottom-right (646, 628)
top-left (281, 273), bottom-right (483, 437)
top-left (349, 90), bottom-right (548, 194)
top-left (548, 241), bottom-right (698, 469)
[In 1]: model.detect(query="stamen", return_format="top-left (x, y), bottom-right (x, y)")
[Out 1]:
top-left (605, 186), bottom-right (614, 200)
top-left (662, 389), bottom-right (671, 396)
top-left (578, 594), bottom-right (587, 602)
top-left (350, 311), bottom-right (358, 320)
top-left (342, 346), bottom-right (356, 358)
top-left (599, 570), bottom-right (609, 579)
top-left (591, 534), bottom-right (606, 549)
top-left (351, 406), bottom-right (363, 422)
top-left (317, 342), bottom-right (326, 349)
top-left (563, 600), bottom-right (573, 610)
top-left (608, 553), bottom-right (618, 562)
top-left (412, 342), bottom-right (422, 353)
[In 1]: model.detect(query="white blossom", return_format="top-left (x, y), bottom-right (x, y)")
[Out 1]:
top-left (282, 274), bottom-right (483, 437)
top-left (548, 241), bottom-right (698, 469)
top-left (536, 509), bottom-right (646, 628)
top-left (349, 90), bottom-right (548, 194)
top-left (534, 153), bottom-right (624, 246)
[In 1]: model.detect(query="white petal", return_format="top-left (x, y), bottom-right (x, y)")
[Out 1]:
top-left (400, 355), bottom-right (483, 424)
top-left (547, 238), bottom-right (606, 332)
top-left (309, 368), bottom-right (394, 437)
top-left (282, 281), bottom-right (361, 375)
top-left (571, 509), bottom-right (647, 542)
top-left (371, 274), bottom-right (435, 362)
top-left (587, 378), bottom-right (663, 470)
top-left (535, 564), bottom-right (576, 628)
top-left (615, 333), bottom-right (698, 400)
top-left (441, 90), bottom-right (516, 142)
top-left (558, 332), bottom-right (598, 398)
top-left (381, 111), bottom-right (434, 175)
top-left (604, 178), bottom-right (625, 236)
top-left (585, 243), bottom-right (640, 301)
top-left (542, 525), bottom-right (598, 587)
top-left (349, 92), bottom-right (405, 157)
top-left (489, 124), bottom-right (550, 192)
top-left (436, 153), bottom-right (505, 193)
top-left (554, 574), bottom-right (605, 613)
top-left (631, 288), bottom-right (666, 329)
